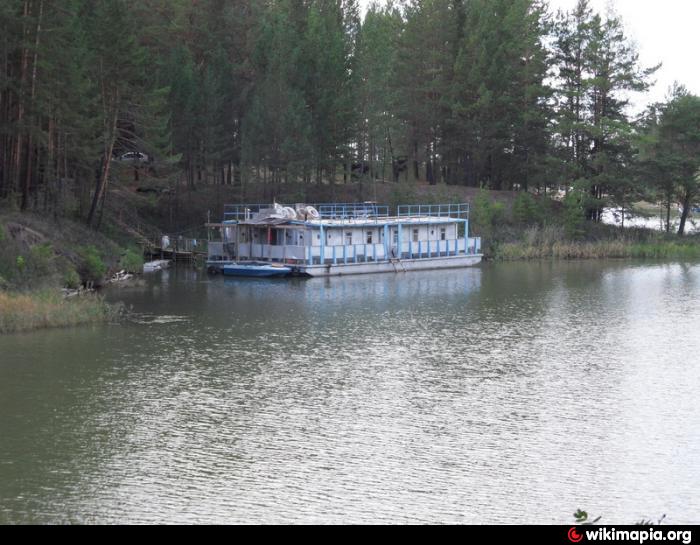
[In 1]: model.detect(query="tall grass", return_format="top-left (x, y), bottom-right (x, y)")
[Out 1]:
top-left (628, 242), bottom-right (700, 259)
top-left (491, 225), bottom-right (700, 261)
top-left (0, 290), bottom-right (121, 334)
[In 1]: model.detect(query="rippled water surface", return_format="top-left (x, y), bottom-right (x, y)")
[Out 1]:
top-left (1, 261), bottom-right (699, 524)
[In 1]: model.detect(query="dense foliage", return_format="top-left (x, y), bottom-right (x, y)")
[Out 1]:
top-left (0, 0), bottom-right (698, 232)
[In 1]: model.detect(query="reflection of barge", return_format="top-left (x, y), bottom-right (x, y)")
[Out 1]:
top-left (206, 202), bottom-right (482, 277)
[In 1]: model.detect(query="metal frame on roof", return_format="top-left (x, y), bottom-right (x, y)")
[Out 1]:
top-left (222, 202), bottom-right (470, 222)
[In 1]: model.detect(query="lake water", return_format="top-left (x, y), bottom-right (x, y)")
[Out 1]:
top-left (1, 261), bottom-right (699, 524)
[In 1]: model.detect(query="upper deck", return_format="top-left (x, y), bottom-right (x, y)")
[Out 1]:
top-left (221, 202), bottom-right (470, 227)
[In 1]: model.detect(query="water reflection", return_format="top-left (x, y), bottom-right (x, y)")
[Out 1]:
top-left (1, 261), bottom-right (699, 523)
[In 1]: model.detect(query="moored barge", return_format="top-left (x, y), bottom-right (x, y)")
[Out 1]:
top-left (206, 202), bottom-right (482, 277)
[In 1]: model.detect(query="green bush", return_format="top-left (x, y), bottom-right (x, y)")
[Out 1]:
top-left (512, 192), bottom-right (543, 225)
top-left (119, 248), bottom-right (143, 273)
top-left (471, 188), bottom-right (505, 238)
top-left (16, 255), bottom-right (25, 272)
top-left (28, 243), bottom-right (53, 275)
top-left (79, 245), bottom-right (107, 283)
top-left (63, 268), bottom-right (81, 289)
top-left (388, 182), bottom-right (419, 210)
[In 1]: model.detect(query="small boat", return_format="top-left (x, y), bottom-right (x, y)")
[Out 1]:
top-left (143, 259), bottom-right (171, 273)
top-left (223, 261), bottom-right (291, 278)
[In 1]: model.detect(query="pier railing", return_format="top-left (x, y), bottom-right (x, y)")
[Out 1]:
top-left (147, 235), bottom-right (207, 260)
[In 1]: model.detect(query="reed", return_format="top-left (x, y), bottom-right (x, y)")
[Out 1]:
top-left (0, 290), bottom-right (121, 334)
top-left (491, 225), bottom-right (700, 261)
top-left (628, 241), bottom-right (700, 259)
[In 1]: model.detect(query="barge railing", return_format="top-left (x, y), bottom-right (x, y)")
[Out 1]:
top-left (317, 203), bottom-right (389, 219)
top-left (223, 202), bottom-right (470, 222)
top-left (396, 203), bottom-right (470, 219)
top-left (223, 202), bottom-right (390, 222)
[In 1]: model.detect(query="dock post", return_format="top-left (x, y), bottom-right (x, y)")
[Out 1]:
top-left (398, 223), bottom-right (403, 259)
top-left (464, 219), bottom-right (468, 255)
top-left (320, 224), bottom-right (325, 265)
top-left (383, 224), bottom-right (389, 262)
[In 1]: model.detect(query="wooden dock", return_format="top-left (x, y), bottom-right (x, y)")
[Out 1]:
top-left (108, 210), bottom-right (207, 264)
top-left (144, 236), bottom-right (207, 263)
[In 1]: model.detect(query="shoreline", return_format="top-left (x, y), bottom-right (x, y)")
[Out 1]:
top-left (486, 239), bottom-right (700, 261)
top-left (3, 248), bottom-right (699, 334)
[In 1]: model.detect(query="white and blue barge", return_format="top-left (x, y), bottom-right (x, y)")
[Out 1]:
top-left (206, 203), bottom-right (482, 277)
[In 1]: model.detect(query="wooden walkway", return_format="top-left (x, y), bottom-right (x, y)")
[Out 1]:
top-left (144, 236), bottom-right (207, 263)
top-left (109, 209), bottom-right (207, 263)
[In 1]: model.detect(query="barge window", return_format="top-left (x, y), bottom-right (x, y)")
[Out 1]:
top-left (413, 229), bottom-right (419, 242)
top-left (345, 232), bottom-right (353, 245)
top-left (366, 231), bottom-right (373, 244)
top-left (440, 227), bottom-right (446, 240)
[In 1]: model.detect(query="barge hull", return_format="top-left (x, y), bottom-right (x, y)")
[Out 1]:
top-left (300, 255), bottom-right (482, 277)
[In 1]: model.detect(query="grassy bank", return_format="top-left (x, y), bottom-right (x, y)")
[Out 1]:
top-left (491, 225), bottom-right (700, 261)
top-left (495, 237), bottom-right (700, 260)
top-left (0, 209), bottom-right (141, 334)
top-left (0, 290), bottom-right (121, 334)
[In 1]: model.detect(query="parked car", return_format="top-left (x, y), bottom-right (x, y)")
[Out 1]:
top-left (116, 151), bottom-right (150, 164)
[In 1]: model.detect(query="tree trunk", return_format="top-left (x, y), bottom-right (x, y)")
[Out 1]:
top-left (12, 1), bottom-right (31, 198)
top-left (678, 191), bottom-right (691, 236)
top-left (413, 140), bottom-right (419, 180)
top-left (21, 0), bottom-right (43, 210)
top-left (87, 103), bottom-right (119, 227)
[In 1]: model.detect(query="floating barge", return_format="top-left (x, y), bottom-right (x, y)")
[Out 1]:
top-left (206, 202), bottom-right (482, 277)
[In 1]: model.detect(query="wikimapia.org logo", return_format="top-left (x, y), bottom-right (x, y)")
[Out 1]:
top-left (569, 527), bottom-right (584, 542)
top-left (567, 526), bottom-right (693, 544)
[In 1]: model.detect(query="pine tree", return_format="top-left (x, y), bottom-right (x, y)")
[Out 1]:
top-left (354, 1), bottom-right (404, 182)
top-left (552, 0), bottom-right (658, 221)
top-left (450, 0), bottom-right (550, 189)
top-left (647, 88), bottom-right (700, 235)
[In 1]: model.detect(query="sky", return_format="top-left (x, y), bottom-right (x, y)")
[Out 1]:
top-left (550, 0), bottom-right (700, 107)
top-left (359, 0), bottom-right (700, 111)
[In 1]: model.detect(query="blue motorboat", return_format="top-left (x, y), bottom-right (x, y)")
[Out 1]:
top-left (222, 261), bottom-right (292, 278)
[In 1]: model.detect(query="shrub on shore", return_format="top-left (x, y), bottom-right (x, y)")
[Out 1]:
top-left (79, 245), bottom-right (107, 283)
top-left (119, 247), bottom-right (144, 273)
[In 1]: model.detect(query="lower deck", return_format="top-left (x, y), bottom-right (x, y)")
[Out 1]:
top-left (299, 254), bottom-right (482, 277)
top-left (207, 253), bottom-right (482, 277)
